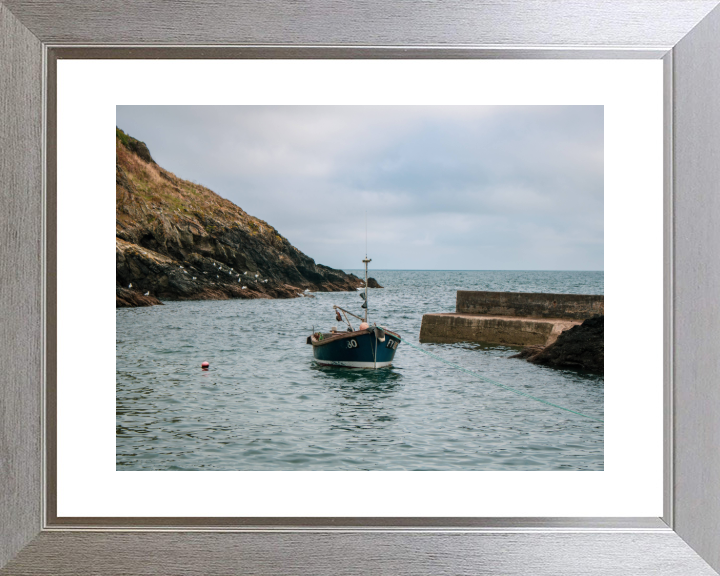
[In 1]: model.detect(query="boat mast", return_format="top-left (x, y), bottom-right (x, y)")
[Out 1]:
top-left (363, 256), bottom-right (371, 323)
top-left (363, 211), bottom-right (370, 324)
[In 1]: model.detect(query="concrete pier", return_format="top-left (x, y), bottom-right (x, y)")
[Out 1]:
top-left (420, 291), bottom-right (603, 347)
top-left (456, 290), bottom-right (603, 319)
top-left (420, 313), bottom-right (581, 346)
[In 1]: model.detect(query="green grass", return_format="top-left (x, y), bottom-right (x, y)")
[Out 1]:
top-left (116, 127), bottom-right (131, 147)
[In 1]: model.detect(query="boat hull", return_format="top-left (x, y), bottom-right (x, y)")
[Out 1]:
top-left (311, 329), bottom-right (400, 369)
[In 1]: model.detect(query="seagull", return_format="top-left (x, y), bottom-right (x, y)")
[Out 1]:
top-left (219, 267), bottom-right (222, 271)
top-left (244, 272), bottom-right (247, 275)
top-left (238, 278), bottom-right (241, 283)
top-left (144, 291), bottom-right (149, 296)
top-left (242, 286), bottom-right (247, 290)
top-left (193, 277), bottom-right (196, 280)
top-left (255, 274), bottom-right (259, 278)
top-left (128, 283), bottom-right (132, 288)
top-left (179, 266), bottom-right (183, 269)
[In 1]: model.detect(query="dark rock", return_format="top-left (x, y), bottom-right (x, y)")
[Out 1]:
top-left (116, 286), bottom-right (163, 308)
top-left (511, 315), bottom-right (604, 374)
top-left (366, 277), bottom-right (383, 288)
top-left (116, 129), bottom-right (363, 307)
top-left (117, 127), bottom-right (155, 163)
top-left (130, 140), bottom-right (154, 164)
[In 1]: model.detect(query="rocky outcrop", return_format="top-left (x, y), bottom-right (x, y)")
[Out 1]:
top-left (116, 129), bottom-right (155, 163)
top-left (116, 286), bottom-right (163, 308)
top-left (366, 277), bottom-right (383, 288)
top-left (116, 128), bottom-right (362, 307)
top-left (510, 315), bottom-right (604, 374)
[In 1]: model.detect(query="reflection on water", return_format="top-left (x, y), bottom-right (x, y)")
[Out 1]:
top-left (312, 365), bottom-right (404, 437)
top-left (117, 270), bottom-right (603, 470)
top-left (311, 363), bottom-right (403, 387)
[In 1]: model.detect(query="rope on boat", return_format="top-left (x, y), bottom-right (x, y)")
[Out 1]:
top-left (396, 336), bottom-right (604, 424)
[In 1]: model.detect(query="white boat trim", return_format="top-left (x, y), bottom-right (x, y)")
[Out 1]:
top-left (315, 359), bottom-right (393, 369)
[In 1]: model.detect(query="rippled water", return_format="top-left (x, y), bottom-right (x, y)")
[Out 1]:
top-left (117, 270), bottom-right (603, 471)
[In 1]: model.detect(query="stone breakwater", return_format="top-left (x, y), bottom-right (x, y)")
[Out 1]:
top-left (420, 290), bottom-right (603, 348)
top-left (456, 290), bottom-right (604, 320)
top-left (420, 313), bottom-right (581, 347)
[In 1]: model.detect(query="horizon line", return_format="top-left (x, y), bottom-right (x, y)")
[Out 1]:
top-left (339, 268), bottom-right (605, 272)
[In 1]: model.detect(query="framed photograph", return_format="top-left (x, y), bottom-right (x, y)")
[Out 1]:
top-left (2, 1), bottom-right (720, 574)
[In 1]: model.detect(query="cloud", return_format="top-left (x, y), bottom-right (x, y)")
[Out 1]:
top-left (116, 105), bottom-right (603, 270)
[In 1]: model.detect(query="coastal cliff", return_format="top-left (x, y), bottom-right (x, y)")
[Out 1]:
top-left (116, 128), bottom-right (362, 306)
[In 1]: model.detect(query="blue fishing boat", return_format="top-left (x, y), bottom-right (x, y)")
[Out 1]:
top-left (307, 256), bottom-right (400, 369)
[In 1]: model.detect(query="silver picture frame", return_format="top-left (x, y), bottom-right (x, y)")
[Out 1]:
top-left (2, 1), bottom-right (720, 573)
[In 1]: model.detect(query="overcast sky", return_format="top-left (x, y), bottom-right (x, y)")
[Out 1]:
top-left (116, 106), bottom-right (603, 271)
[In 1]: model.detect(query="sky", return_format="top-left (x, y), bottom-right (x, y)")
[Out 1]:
top-left (116, 106), bottom-right (603, 271)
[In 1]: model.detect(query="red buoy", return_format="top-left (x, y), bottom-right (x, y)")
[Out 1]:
top-left (201, 361), bottom-right (209, 370)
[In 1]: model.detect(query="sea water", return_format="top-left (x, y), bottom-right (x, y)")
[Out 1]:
top-left (116, 270), bottom-right (604, 471)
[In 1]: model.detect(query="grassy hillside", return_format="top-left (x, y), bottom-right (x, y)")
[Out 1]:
top-left (116, 128), bottom-right (361, 306)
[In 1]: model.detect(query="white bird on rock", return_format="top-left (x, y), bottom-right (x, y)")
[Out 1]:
top-left (128, 283), bottom-right (132, 288)
top-left (144, 291), bottom-right (149, 296)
